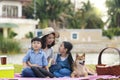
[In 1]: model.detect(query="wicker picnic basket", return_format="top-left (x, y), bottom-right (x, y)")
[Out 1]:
top-left (96, 47), bottom-right (120, 76)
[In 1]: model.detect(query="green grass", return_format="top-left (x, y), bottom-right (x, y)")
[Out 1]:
top-left (14, 64), bottom-right (23, 73)
top-left (86, 64), bottom-right (96, 71)
top-left (14, 64), bottom-right (96, 73)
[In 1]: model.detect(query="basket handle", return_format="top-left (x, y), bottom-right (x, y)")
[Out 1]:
top-left (98, 47), bottom-right (120, 65)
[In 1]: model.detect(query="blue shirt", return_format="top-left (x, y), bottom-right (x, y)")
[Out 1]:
top-left (23, 49), bottom-right (48, 66)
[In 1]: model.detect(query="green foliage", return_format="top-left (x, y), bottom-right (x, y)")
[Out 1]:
top-left (8, 30), bottom-right (17, 39)
top-left (25, 0), bottom-right (72, 28)
top-left (40, 0), bottom-right (71, 28)
top-left (106, 0), bottom-right (120, 28)
top-left (0, 34), bottom-right (3, 39)
top-left (22, 4), bottom-right (34, 19)
top-left (67, 0), bottom-right (104, 29)
top-left (23, 0), bottom-right (103, 29)
top-left (0, 38), bottom-right (21, 54)
top-left (14, 64), bottom-right (23, 73)
top-left (67, 10), bottom-right (86, 29)
top-left (103, 30), bottom-right (114, 39)
top-left (103, 28), bottom-right (120, 39)
top-left (25, 31), bottom-right (34, 39)
top-left (81, 0), bottom-right (104, 29)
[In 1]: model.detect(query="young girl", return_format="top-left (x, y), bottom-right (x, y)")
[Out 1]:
top-left (49, 41), bottom-right (74, 77)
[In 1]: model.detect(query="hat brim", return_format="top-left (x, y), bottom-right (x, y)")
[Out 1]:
top-left (40, 31), bottom-right (59, 38)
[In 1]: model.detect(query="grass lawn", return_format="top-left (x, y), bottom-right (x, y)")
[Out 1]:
top-left (14, 64), bottom-right (96, 73)
top-left (14, 64), bottom-right (23, 73)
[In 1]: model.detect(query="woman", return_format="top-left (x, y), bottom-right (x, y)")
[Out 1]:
top-left (21, 27), bottom-right (59, 77)
top-left (41, 27), bottom-right (59, 62)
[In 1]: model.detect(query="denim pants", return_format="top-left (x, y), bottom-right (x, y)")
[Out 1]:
top-left (21, 67), bottom-right (36, 77)
top-left (53, 68), bottom-right (71, 77)
top-left (31, 66), bottom-right (54, 78)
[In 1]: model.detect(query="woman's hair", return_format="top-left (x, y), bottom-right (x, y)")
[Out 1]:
top-left (41, 33), bottom-right (55, 49)
top-left (63, 41), bottom-right (74, 71)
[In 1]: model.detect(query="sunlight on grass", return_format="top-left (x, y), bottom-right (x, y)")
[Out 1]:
top-left (87, 64), bottom-right (96, 70)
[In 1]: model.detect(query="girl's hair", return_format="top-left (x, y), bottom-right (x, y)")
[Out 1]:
top-left (41, 33), bottom-right (55, 49)
top-left (63, 41), bottom-right (74, 71)
top-left (31, 37), bottom-right (41, 43)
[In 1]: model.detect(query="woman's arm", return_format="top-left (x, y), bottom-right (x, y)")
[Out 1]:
top-left (51, 53), bottom-right (57, 65)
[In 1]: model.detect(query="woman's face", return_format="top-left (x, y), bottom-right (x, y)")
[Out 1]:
top-left (46, 33), bottom-right (55, 45)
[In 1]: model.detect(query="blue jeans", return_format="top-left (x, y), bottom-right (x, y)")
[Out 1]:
top-left (21, 67), bottom-right (36, 77)
top-left (53, 68), bottom-right (71, 77)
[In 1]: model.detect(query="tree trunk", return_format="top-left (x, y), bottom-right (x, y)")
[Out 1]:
top-left (49, 19), bottom-right (59, 30)
top-left (39, 19), bottom-right (49, 28)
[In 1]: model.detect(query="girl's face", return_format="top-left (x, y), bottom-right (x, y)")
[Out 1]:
top-left (59, 43), bottom-right (66, 54)
top-left (46, 33), bottom-right (55, 45)
top-left (32, 41), bottom-right (42, 51)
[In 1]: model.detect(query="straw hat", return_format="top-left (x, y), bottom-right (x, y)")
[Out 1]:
top-left (41, 27), bottom-right (59, 38)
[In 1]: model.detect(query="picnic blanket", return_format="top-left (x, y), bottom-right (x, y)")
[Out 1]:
top-left (1, 73), bottom-right (120, 80)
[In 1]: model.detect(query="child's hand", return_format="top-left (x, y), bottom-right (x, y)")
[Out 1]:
top-left (27, 61), bottom-right (32, 67)
top-left (31, 64), bottom-right (39, 67)
top-left (51, 59), bottom-right (56, 65)
top-left (45, 66), bottom-right (49, 72)
top-left (27, 61), bottom-right (42, 67)
top-left (23, 62), bottom-right (30, 68)
top-left (30, 64), bottom-right (42, 68)
top-left (48, 58), bottom-right (52, 67)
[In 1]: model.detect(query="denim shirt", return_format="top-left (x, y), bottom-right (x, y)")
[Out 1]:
top-left (23, 49), bottom-right (48, 66)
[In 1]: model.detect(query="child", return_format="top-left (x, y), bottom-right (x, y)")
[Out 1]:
top-left (21, 37), bottom-right (54, 78)
top-left (49, 41), bottom-right (74, 77)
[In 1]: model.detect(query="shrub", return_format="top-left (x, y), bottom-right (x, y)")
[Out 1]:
top-left (25, 31), bottom-right (34, 39)
top-left (0, 38), bottom-right (21, 54)
top-left (103, 28), bottom-right (120, 39)
top-left (8, 30), bottom-right (17, 39)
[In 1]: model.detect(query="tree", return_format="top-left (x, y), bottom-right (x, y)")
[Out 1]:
top-left (81, 0), bottom-right (104, 29)
top-left (66, 10), bottom-right (86, 29)
top-left (35, 0), bottom-right (71, 29)
top-left (106, 0), bottom-right (120, 28)
top-left (22, 3), bottom-right (34, 19)
top-left (66, 0), bottom-right (104, 29)
top-left (22, 0), bottom-right (104, 29)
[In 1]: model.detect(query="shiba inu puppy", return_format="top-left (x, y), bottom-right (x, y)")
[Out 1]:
top-left (71, 53), bottom-right (94, 78)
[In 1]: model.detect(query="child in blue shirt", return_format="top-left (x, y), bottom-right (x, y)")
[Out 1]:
top-left (49, 41), bottom-right (74, 77)
top-left (21, 37), bottom-right (54, 78)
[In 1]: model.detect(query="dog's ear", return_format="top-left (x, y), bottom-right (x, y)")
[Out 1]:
top-left (82, 53), bottom-right (85, 57)
top-left (76, 53), bottom-right (79, 58)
